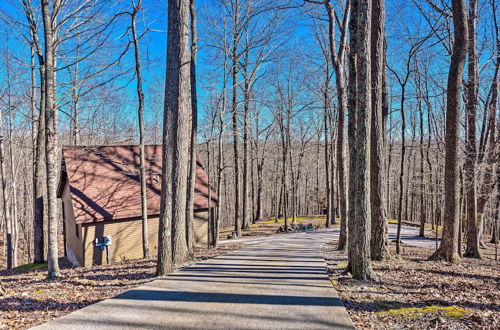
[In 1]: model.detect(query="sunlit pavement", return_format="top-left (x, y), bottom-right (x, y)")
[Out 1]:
top-left (34, 230), bottom-right (354, 329)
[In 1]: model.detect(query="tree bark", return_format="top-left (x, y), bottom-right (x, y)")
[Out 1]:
top-left (430, 0), bottom-right (468, 264)
top-left (170, 0), bottom-right (192, 265)
top-left (22, 0), bottom-right (46, 264)
top-left (158, 0), bottom-right (192, 274)
top-left (369, 0), bottom-right (389, 261)
top-left (131, 0), bottom-right (150, 259)
top-left (464, 0), bottom-right (481, 258)
top-left (186, 0), bottom-right (198, 253)
top-left (231, 1), bottom-right (241, 236)
top-left (347, 0), bottom-right (376, 280)
top-left (0, 103), bottom-right (12, 269)
top-left (41, 0), bottom-right (60, 278)
top-left (242, 52), bottom-right (250, 230)
top-left (323, 59), bottom-right (332, 228)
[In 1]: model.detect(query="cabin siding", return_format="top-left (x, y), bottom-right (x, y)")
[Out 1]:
top-left (62, 182), bottom-right (84, 266)
top-left (81, 212), bottom-right (209, 267)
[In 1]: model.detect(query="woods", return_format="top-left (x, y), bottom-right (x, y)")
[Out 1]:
top-left (0, 0), bottom-right (498, 329)
top-left (0, 0), bottom-right (497, 308)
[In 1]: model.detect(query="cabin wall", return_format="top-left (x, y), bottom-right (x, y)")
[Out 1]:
top-left (81, 211), bottom-right (210, 267)
top-left (62, 182), bottom-right (84, 266)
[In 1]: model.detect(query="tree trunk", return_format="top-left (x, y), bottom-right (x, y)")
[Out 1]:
top-left (396, 84), bottom-right (406, 255)
top-left (242, 58), bottom-right (250, 230)
top-left (430, 0), bottom-right (468, 264)
top-left (4, 46), bottom-right (19, 268)
top-left (41, 0), bottom-right (60, 278)
top-left (170, 0), bottom-right (192, 265)
top-left (370, 0), bottom-right (389, 261)
top-left (158, 0), bottom-right (192, 275)
top-left (347, 0), bottom-right (376, 280)
top-left (131, 1), bottom-right (150, 259)
top-left (186, 0), bottom-right (198, 253)
top-left (0, 105), bottom-right (12, 269)
top-left (464, 0), bottom-right (481, 258)
top-left (326, 0), bottom-right (349, 250)
top-left (231, 2), bottom-right (241, 236)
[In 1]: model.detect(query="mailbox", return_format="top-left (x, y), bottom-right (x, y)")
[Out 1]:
top-left (95, 236), bottom-right (112, 251)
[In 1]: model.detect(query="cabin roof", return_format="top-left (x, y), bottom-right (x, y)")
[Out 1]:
top-left (59, 145), bottom-right (217, 224)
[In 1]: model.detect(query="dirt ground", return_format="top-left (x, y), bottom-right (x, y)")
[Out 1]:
top-left (323, 240), bottom-right (500, 329)
top-left (0, 244), bottom-right (239, 330)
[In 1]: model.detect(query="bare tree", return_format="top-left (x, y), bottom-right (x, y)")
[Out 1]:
top-left (130, 0), bottom-right (150, 259)
top-left (158, 0), bottom-right (193, 275)
top-left (0, 99), bottom-right (13, 269)
top-left (186, 0), bottom-right (198, 254)
top-left (430, 0), bottom-right (468, 263)
top-left (305, 0), bottom-right (350, 248)
top-left (21, 0), bottom-right (45, 264)
top-left (347, 0), bottom-right (376, 280)
top-left (41, 0), bottom-right (60, 277)
top-left (370, 0), bottom-right (389, 261)
top-left (463, 0), bottom-right (481, 258)
top-left (170, 0), bottom-right (192, 266)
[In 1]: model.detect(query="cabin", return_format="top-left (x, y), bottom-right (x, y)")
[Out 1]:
top-left (57, 145), bottom-right (217, 267)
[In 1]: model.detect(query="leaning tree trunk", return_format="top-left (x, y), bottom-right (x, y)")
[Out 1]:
top-left (347, 0), bottom-right (376, 280)
top-left (430, 0), bottom-right (468, 263)
top-left (369, 0), bottom-right (389, 261)
top-left (131, 0), bottom-right (150, 259)
top-left (464, 0), bottom-right (481, 258)
top-left (41, 0), bottom-right (60, 278)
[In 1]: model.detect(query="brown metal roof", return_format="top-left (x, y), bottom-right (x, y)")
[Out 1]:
top-left (60, 145), bottom-right (217, 224)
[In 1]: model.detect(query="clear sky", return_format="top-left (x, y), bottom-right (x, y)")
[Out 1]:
top-left (0, 0), bottom-right (497, 142)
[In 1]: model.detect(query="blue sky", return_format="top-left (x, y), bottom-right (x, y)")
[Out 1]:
top-left (0, 0), bottom-right (497, 142)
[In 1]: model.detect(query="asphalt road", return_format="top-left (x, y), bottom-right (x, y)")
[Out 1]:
top-left (35, 230), bottom-right (354, 330)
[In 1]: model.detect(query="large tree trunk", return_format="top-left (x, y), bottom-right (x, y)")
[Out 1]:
top-left (430, 0), bottom-right (468, 264)
top-left (157, 0), bottom-right (192, 275)
top-left (186, 0), bottom-right (198, 253)
top-left (347, 0), bottom-right (376, 280)
top-left (170, 0), bottom-right (192, 265)
top-left (41, 0), bottom-right (60, 278)
top-left (131, 0), bottom-right (150, 259)
top-left (464, 0), bottom-right (481, 258)
top-left (369, 0), bottom-right (389, 261)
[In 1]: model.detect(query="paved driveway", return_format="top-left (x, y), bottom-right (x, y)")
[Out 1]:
top-left (35, 230), bottom-right (354, 330)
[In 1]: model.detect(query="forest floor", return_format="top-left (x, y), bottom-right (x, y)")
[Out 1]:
top-left (0, 243), bottom-right (240, 329)
top-left (324, 240), bottom-right (500, 329)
